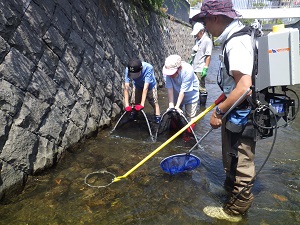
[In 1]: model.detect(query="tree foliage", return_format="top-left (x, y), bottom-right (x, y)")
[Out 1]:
top-left (130, 0), bottom-right (164, 10)
top-left (189, 0), bottom-right (202, 7)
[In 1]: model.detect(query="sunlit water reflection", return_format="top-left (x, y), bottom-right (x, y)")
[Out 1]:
top-left (0, 48), bottom-right (299, 225)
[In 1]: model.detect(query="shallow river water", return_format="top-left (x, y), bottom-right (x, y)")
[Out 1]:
top-left (0, 48), bottom-right (299, 225)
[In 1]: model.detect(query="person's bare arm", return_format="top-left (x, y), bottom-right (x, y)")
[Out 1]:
top-left (167, 88), bottom-right (175, 109)
top-left (175, 90), bottom-right (185, 110)
top-left (210, 71), bottom-right (252, 128)
top-left (140, 83), bottom-right (149, 107)
top-left (124, 83), bottom-right (130, 107)
top-left (204, 55), bottom-right (211, 68)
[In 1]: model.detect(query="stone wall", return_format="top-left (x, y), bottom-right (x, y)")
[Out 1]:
top-left (0, 0), bottom-right (194, 200)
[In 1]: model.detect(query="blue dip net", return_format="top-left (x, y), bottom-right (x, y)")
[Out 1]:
top-left (160, 154), bottom-right (201, 175)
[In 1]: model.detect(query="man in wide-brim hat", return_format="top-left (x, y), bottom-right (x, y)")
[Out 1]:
top-left (192, 0), bottom-right (256, 222)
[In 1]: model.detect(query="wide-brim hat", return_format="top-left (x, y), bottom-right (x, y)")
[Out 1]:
top-left (163, 55), bottom-right (182, 76)
top-left (192, 0), bottom-right (241, 22)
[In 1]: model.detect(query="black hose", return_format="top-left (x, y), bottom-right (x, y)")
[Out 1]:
top-left (226, 87), bottom-right (299, 208)
top-left (225, 106), bottom-right (278, 209)
top-left (286, 87), bottom-right (300, 122)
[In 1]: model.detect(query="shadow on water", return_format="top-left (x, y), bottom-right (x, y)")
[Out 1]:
top-left (0, 48), bottom-right (300, 224)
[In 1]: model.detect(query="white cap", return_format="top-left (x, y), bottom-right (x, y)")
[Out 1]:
top-left (191, 22), bottom-right (205, 35)
top-left (162, 55), bottom-right (182, 76)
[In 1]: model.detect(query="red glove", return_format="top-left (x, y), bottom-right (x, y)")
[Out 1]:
top-left (134, 104), bottom-right (144, 111)
top-left (125, 106), bottom-right (132, 112)
top-left (187, 123), bottom-right (196, 133)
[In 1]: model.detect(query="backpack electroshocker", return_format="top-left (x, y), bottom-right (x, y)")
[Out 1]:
top-left (221, 20), bottom-right (300, 140)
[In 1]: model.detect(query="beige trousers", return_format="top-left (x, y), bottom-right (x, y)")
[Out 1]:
top-left (195, 72), bottom-right (206, 93)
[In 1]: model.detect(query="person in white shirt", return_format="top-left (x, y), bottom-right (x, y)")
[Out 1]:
top-left (190, 22), bottom-right (213, 105)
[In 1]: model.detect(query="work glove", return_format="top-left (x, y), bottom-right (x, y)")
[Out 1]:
top-left (134, 104), bottom-right (144, 111)
top-left (187, 123), bottom-right (196, 134)
top-left (201, 67), bottom-right (208, 78)
top-left (125, 106), bottom-right (132, 112)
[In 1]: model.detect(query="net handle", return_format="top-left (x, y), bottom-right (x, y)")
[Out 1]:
top-left (112, 93), bottom-right (226, 183)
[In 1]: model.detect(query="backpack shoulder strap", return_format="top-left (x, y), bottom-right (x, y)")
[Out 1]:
top-left (223, 26), bottom-right (252, 74)
top-left (223, 26), bottom-right (251, 48)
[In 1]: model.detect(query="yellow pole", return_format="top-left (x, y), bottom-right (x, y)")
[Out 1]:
top-left (113, 93), bottom-right (225, 183)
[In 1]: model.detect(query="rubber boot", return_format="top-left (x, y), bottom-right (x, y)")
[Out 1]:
top-left (200, 92), bottom-right (208, 105)
top-left (224, 193), bottom-right (254, 215)
top-left (155, 115), bottom-right (161, 124)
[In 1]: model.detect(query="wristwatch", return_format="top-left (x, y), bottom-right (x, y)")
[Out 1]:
top-left (216, 106), bottom-right (225, 116)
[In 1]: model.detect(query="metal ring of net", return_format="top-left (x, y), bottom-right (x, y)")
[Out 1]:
top-left (84, 170), bottom-right (116, 188)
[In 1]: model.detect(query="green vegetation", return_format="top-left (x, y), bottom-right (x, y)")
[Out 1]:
top-left (129, 0), bottom-right (192, 11)
top-left (252, 2), bottom-right (267, 8)
top-left (130, 0), bottom-right (164, 11)
top-left (127, 0), bottom-right (167, 30)
top-left (240, 18), bottom-right (284, 26)
top-left (189, 0), bottom-right (202, 7)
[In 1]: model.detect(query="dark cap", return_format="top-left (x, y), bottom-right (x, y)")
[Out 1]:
top-left (127, 58), bottom-right (142, 78)
top-left (192, 0), bottom-right (241, 22)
